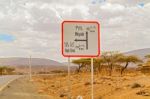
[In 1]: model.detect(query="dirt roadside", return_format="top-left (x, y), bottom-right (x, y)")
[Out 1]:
top-left (33, 74), bottom-right (150, 99)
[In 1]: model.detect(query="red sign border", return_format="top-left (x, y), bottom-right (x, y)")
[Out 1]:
top-left (61, 20), bottom-right (100, 57)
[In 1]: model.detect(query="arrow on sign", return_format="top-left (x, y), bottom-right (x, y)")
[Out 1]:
top-left (74, 32), bottom-right (88, 50)
top-left (74, 39), bottom-right (87, 41)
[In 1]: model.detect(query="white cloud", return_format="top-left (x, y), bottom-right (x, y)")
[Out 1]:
top-left (108, 16), bottom-right (123, 26)
top-left (100, 3), bottom-right (125, 11)
top-left (0, 0), bottom-right (150, 62)
top-left (0, 12), bottom-right (5, 19)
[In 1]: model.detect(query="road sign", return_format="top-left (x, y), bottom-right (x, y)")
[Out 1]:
top-left (62, 21), bottom-right (100, 57)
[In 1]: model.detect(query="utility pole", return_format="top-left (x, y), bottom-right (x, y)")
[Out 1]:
top-left (29, 55), bottom-right (32, 81)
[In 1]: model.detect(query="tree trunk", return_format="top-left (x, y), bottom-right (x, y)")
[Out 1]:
top-left (121, 62), bottom-right (129, 76)
top-left (109, 64), bottom-right (113, 76)
top-left (98, 63), bottom-right (102, 73)
top-left (76, 65), bottom-right (82, 73)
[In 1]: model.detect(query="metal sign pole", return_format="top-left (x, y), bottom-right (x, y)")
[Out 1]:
top-left (68, 57), bottom-right (71, 99)
top-left (91, 58), bottom-right (94, 99)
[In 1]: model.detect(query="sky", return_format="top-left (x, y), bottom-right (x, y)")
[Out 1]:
top-left (0, 0), bottom-right (150, 62)
top-left (0, 33), bottom-right (15, 42)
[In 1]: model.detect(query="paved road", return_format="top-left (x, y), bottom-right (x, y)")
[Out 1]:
top-left (0, 76), bottom-right (52, 99)
top-left (0, 75), bottom-right (22, 91)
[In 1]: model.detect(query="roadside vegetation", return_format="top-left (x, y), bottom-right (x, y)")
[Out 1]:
top-left (72, 51), bottom-right (143, 76)
top-left (139, 54), bottom-right (150, 75)
top-left (0, 66), bottom-right (15, 75)
top-left (33, 51), bottom-right (150, 99)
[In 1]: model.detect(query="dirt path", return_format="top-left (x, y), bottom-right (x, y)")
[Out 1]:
top-left (0, 76), bottom-right (52, 99)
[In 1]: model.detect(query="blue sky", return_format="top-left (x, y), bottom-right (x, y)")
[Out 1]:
top-left (0, 33), bottom-right (15, 42)
top-left (138, 2), bottom-right (145, 8)
top-left (91, 0), bottom-right (106, 4)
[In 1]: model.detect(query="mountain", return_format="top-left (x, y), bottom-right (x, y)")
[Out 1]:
top-left (0, 57), bottom-right (77, 74)
top-left (123, 48), bottom-right (150, 68)
top-left (125, 48), bottom-right (150, 59)
top-left (0, 57), bottom-right (64, 66)
top-left (1, 48), bottom-right (150, 71)
top-left (62, 62), bottom-right (78, 67)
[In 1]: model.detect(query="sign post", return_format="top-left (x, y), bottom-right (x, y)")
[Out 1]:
top-left (91, 58), bottom-right (94, 99)
top-left (61, 21), bottom-right (100, 99)
top-left (68, 57), bottom-right (71, 99)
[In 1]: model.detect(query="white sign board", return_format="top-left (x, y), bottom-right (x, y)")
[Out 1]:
top-left (62, 21), bottom-right (100, 57)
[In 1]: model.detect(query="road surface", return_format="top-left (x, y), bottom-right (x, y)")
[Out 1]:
top-left (0, 75), bottom-right (22, 91)
top-left (0, 76), bottom-right (52, 99)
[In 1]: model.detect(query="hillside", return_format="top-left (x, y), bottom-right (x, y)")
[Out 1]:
top-left (62, 62), bottom-right (78, 67)
top-left (125, 48), bottom-right (150, 59)
top-left (0, 57), bottom-right (77, 74)
top-left (0, 57), bottom-right (64, 66)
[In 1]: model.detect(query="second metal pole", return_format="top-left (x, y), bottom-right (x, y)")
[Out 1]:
top-left (68, 57), bottom-right (71, 99)
top-left (91, 58), bottom-right (94, 99)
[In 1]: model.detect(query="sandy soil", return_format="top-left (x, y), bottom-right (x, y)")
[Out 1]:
top-left (33, 73), bottom-right (150, 99)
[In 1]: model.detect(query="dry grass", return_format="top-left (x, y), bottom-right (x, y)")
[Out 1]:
top-left (33, 72), bottom-right (150, 99)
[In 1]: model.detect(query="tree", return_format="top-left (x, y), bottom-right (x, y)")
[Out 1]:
top-left (0, 66), bottom-right (6, 75)
top-left (94, 58), bottom-right (106, 73)
top-left (0, 66), bottom-right (15, 75)
top-left (6, 67), bottom-right (15, 74)
top-left (145, 54), bottom-right (150, 59)
top-left (139, 55), bottom-right (150, 74)
top-left (145, 54), bottom-right (150, 64)
top-left (118, 55), bottom-right (142, 75)
top-left (101, 51), bottom-right (123, 76)
top-left (0, 67), bottom-right (3, 75)
top-left (72, 58), bottom-right (90, 73)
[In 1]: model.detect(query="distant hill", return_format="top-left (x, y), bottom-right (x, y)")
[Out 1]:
top-left (62, 62), bottom-right (78, 67)
top-left (123, 48), bottom-right (150, 68)
top-left (125, 48), bottom-right (150, 59)
top-left (1, 48), bottom-right (150, 71)
top-left (0, 57), bottom-right (64, 66)
top-left (0, 57), bottom-right (77, 74)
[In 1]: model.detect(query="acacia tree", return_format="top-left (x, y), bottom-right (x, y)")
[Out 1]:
top-left (145, 55), bottom-right (150, 63)
top-left (0, 67), bottom-right (4, 75)
top-left (72, 58), bottom-right (90, 73)
top-left (0, 66), bottom-right (15, 75)
top-left (141, 54), bottom-right (150, 66)
top-left (118, 55), bottom-right (142, 75)
top-left (94, 58), bottom-right (106, 73)
top-left (0, 66), bottom-right (7, 75)
top-left (101, 51), bottom-right (123, 76)
top-left (145, 54), bottom-right (150, 59)
top-left (6, 67), bottom-right (15, 74)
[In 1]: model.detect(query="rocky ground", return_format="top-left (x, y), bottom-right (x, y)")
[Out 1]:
top-left (33, 73), bottom-right (150, 99)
